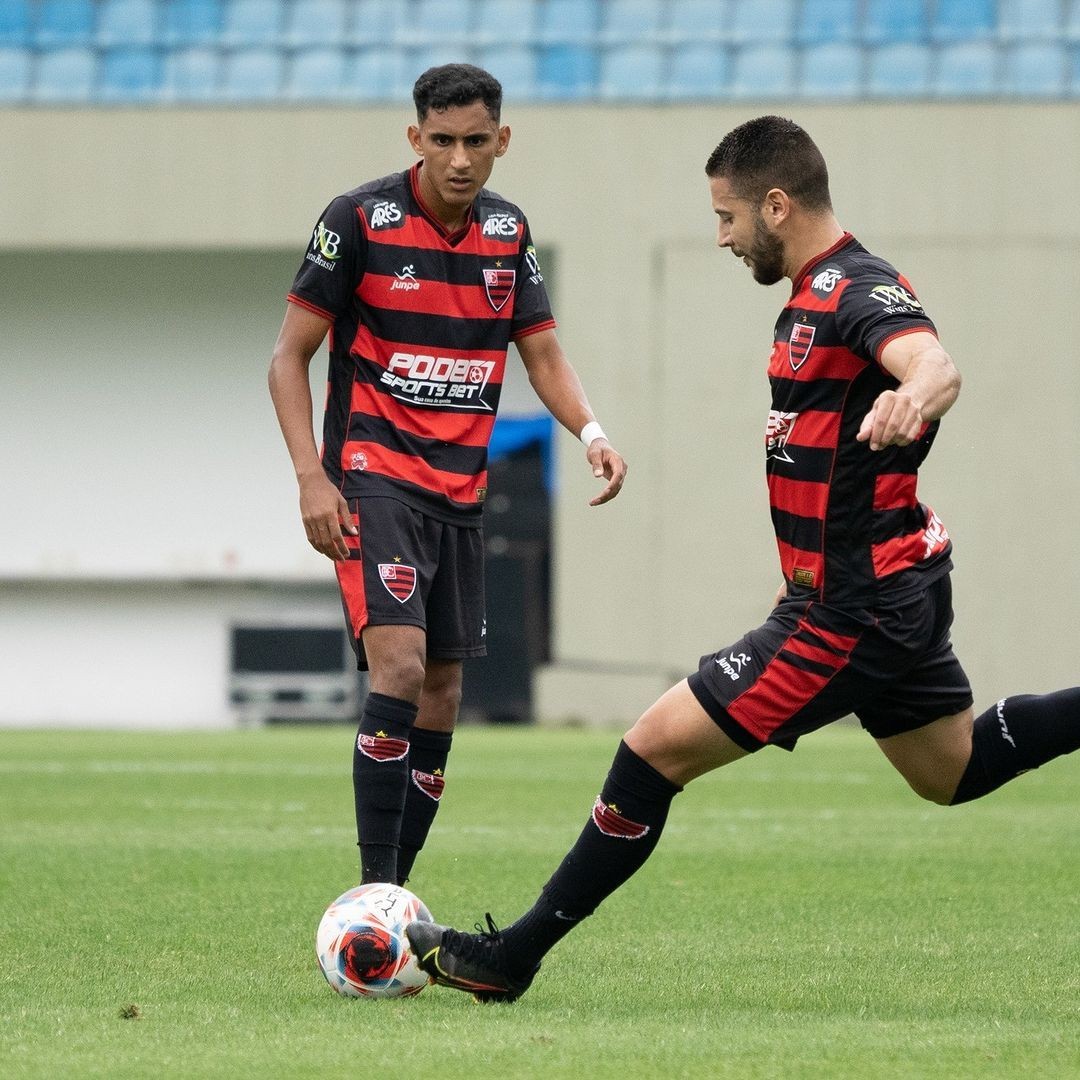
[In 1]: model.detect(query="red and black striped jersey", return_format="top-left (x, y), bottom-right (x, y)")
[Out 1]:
top-left (767, 233), bottom-right (952, 606)
top-left (287, 163), bottom-right (556, 524)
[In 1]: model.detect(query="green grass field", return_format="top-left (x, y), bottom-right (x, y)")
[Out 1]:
top-left (2, 724), bottom-right (1078, 1079)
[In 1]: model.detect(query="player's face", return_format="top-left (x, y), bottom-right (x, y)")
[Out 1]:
top-left (408, 102), bottom-right (510, 228)
top-left (710, 175), bottom-right (786, 286)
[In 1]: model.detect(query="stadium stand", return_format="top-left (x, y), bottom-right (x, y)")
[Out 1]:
top-left (2, 0), bottom-right (1079, 104)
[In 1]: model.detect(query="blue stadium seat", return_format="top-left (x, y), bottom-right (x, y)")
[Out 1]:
top-left (799, 42), bottom-right (862, 97)
top-left (221, 0), bottom-right (283, 46)
top-left (929, 0), bottom-right (994, 43)
top-left (474, 0), bottom-right (537, 45)
top-left (664, 0), bottom-right (727, 42)
top-left (0, 2), bottom-right (32, 47)
top-left (537, 44), bottom-right (599, 98)
top-left (1068, 0), bottom-right (1080, 42)
top-left (796, 0), bottom-right (859, 45)
top-left (32, 45), bottom-right (96, 101)
top-left (476, 44), bottom-right (539, 98)
top-left (221, 46), bottom-right (284, 98)
top-left (998, 0), bottom-right (1063, 41)
top-left (0, 47), bottom-right (32, 100)
top-left (537, 0), bottom-right (600, 45)
top-left (730, 43), bottom-right (796, 97)
top-left (863, 0), bottom-right (926, 44)
top-left (599, 0), bottom-right (665, 44)
top-left (97, 0), bottom-right (159, 47)
top-left (665, 41), bottom-right (729, 98)
top-left (866, 42), bottom-right (930, 96)
top-left (350, 0), bottom-right (409, 45)
top-left (285, 45), bottom-right (348, 99)
top-left (99, 46), bottom-right (162, 101)
top-left (730, 0), bottom-right (796, 43)
top-left (346, 46), bottom-right (414, 99)
top-left (405, 0), bottom-right (475, 44)
top-left (1002, 43), bottom-right (1067, 94)
top-left (283, 0), bottom-right (350, 48)
top-left (35, 0), bottom-right (96, 46)
top-left (162, 46), bottom-right (221, 100)
top-left (163, 0), bottom-right (223, 45)
top-left (934, 41), bottom-right (997, 96)
top-left (598, 43), bottom-right (663, 98)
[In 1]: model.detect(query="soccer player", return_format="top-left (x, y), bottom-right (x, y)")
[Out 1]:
top-left (268, 65), bottom-right (626, 888)
top-left (405, 115), bottom-right (1080, 1002)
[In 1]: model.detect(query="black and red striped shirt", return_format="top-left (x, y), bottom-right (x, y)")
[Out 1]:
top-left (767, 233), bottom-right (952, 606)
top-left (288, 163), bottom-right (555, 524)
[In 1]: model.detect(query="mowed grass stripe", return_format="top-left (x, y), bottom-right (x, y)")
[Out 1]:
top-left (1, 725), bottom-right (1077, 1079)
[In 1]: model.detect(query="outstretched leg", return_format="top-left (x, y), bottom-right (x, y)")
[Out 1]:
top-left (878, 688), bottom-right (1080, 805)
top-left (407, 680), bottom-right (748, 1000)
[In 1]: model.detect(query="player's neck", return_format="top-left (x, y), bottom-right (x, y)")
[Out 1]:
top-left (784, 216), bottom-right (846, 284)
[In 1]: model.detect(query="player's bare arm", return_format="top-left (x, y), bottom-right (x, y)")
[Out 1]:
top-left (268, 303), bottom-right (356, 560)
top-left (857, 330), bottom-right (961, 451)
top-left (515, 328), bottom-right (628, 506)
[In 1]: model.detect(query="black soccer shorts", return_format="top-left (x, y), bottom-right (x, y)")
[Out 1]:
top-left (336, 496), bottom-right (486, 670)
top-left (688, 573), bottom-right (974, 751)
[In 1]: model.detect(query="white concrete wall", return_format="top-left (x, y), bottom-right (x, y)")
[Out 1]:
top-left (1, 103), bottom-right (1077, 727)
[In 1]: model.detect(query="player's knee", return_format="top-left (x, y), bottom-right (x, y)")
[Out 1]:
top-left (907, 776), bottom-right (955, 806)
top-left (371, 654), bottom-right (427, 702)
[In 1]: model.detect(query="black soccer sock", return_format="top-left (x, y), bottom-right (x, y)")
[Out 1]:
top-left (499, 740), bottom-right (682, 973)
top-left (951, 688), bottom-right (1080, 805)
top-left (396, 726), bottom-right (452, 886)
top-left (353, 692), bottom-right (418, 883)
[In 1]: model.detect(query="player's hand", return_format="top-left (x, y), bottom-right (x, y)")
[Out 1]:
top-left (299, 473), bottom-right (356, 561)
top-left (586, 439), bottom-right (627, 506)
top-left (856, 389), bottom-right (923, 451)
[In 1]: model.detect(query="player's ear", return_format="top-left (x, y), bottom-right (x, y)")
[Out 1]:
top-left (407, 124), bottom-right (422, 156)
top-left (495, 125), bottom-right (511, 157)
top-left (762, 187), bottom-right (791, 227)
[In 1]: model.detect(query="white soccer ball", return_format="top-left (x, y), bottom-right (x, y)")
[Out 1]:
top-left (315, 883), bottom-right (433, 999)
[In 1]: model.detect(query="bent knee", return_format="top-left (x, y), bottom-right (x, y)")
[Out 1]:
top-left (906, 777), bottom-right (957, 806)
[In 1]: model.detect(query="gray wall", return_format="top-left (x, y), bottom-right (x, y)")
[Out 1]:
top-left (1, 104), bottom-right (1077, 725)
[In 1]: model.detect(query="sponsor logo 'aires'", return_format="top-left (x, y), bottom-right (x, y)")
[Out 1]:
top-left (368, 200), bottom-right (403, 229)
top-left (811, 265), bottom-right (844, 296)
top-left (591, 796), bottom-right (650, 839)
top-left (482, 212), bottom-right (518, 237)
top-left (379, 562), bottom-right (417, 603)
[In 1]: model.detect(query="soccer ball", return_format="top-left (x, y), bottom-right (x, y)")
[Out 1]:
top-left (315, 883), bottom-right (433, 999)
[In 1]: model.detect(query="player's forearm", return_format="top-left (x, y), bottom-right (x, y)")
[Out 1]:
top-left (268, 353), bottom-right (324, 482)
top-left (519, 337), bottom-right (598, 437)
top-left (900, 344), bottom-right (961, 422)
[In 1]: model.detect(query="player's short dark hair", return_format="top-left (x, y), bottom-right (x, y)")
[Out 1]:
top-left (413, 64), bottom-right (503, 123)
top-left (705, 116), bottom-right (832, 213)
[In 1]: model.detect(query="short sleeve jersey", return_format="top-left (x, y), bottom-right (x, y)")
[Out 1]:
top-left (288, 163), bottom-right (555, 524)
top-left (767, 233), bottom-right (952, 606)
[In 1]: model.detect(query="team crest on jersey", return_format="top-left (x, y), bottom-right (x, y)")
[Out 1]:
top-left (482, 268), bottom-right (515, 312)
top-left (591, 796), bottom-right (649, 840)
top-left (788, 322), bottom-right (816, 371)
top-left (379, 562), bottom-right (417, 603)
top-left (766, 410), bottom-right (798, 463)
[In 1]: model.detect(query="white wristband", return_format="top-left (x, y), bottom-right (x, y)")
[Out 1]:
top-left (579, 421), bottom-right (607, 446)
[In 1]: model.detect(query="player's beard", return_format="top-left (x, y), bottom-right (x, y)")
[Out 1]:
top-left (746, 217), bottom-right (786, 286)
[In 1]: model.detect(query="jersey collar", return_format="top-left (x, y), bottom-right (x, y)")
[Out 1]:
top-left (409, 162), bottom-right (474, 245)
top-left (790, 232), bottom-right (856, 296)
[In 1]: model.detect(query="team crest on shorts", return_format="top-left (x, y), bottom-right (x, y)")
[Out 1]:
top-left (379, 562), bottom-right (417, 603)
top-left (788, 321), bottom-right (816, 371)
top-left (482, 268), bottom-right (515, 312)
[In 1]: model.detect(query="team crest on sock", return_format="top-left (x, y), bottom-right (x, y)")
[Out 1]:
top-left (357, 730), bottom-right (409, 761)
top-left (591, 796), bottom-right (649, 839)
top-left (411, 768), bottom-right (445, 801)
